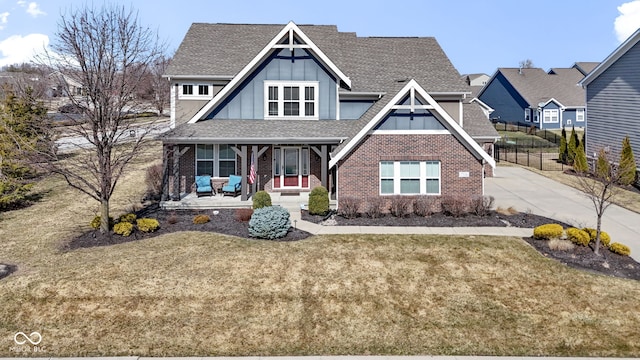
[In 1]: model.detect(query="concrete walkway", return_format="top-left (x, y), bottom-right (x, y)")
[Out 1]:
top-left (487, 166), bottom-right (640, 260)
top-left (6, 355), bottom-right (635, 360)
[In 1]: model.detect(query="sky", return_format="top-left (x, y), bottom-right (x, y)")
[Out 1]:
top-left (0, 0), bottom-right (639, 75)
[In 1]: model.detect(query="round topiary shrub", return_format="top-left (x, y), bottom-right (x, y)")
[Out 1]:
top-left (248, 206), bottom-right (291, 240)
top-left (533, 223), bottom-right (563, 240)
top-left (252, 190), bottom-right (272, 209)
top-left (118, 213), bottom-right (137, 224)
top-left (610, 242), bottom-right (631, 256)
top-left (308, 186), bottom-right (329, 215)
top-left (90, 215), bottom-right (114, 230)
top-left (137, 218), bottom-right (160, 233)
top-left (113, 222), bottom-right (134, 237)
top-left (582, 227), bottom-right (611, 247)
top-left (193, 214), bottom-right (210, 224)
top-left (566, 227), bottom-right (590, 246)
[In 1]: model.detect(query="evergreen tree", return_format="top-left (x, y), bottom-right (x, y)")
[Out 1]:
top-left (559, 127), bottom-right (568, 164)
top-left (619, 135), bottom-right (637, 186)
top-left (0, 86), bottom-right (49, 209)
top-left (573, 138), bottom-right (589, 173)
top-left (567, 126), bottom-right (578, 165)
top-left (581, 132), bottom-right (586, 150)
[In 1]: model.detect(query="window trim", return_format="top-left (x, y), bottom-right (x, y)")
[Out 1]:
top-left (543, 109), bottom-right (559, 123)
top-left (379, 160), bottom-right (441, 195)
top-left (195, 144), bottom-right (237, 178)
top-left (179, 83), bottom-right (213, 100)
top-left (264, 81), bottom-right (319, 120)
top-left (576, 108), bottom-right (585, 122)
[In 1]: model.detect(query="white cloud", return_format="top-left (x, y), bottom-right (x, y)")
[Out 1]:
top-left (16, 0), bottom-right (26, 6)
top-left (0, 12), bottom-right (9, 30)
top-left (0, 33), bottom-right (48, 67)
top-left (615, 0), bottom-right (640, 43)
top-left (25, 2), bottom-right (45, 17)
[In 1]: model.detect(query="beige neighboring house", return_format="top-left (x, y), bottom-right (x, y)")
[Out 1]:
top-left (47, 71), bottom-right (84, 98)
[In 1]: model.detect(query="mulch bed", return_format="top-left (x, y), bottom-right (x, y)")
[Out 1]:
top-left (60, 206), bottom-right (639, 281)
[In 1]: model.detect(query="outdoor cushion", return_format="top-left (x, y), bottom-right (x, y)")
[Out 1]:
top-left (222, 174), bottom-right (242, 194)
top-left (195, 175), bottom-right (212, 194)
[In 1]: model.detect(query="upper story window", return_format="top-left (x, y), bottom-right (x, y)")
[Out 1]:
top-left (576, 109), bottom-right (585, 122)
top-left (524, 108), bottom-right (531, 122)
top-left (179, 83), bottom-right (212, 100)
top-left (264, 81), bottom-right (318, 120)
top-left (543, 109), bottom-right (559, 123)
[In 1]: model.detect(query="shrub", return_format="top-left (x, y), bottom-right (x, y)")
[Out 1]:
top-left (441, 195), bottom-right (470, 217)
top-left (533, 223), bottom-right (563, 240)
top-left (471, 195), bottom-right (494, 217)
top-left (235, 208), bottom-right (254, 222)
top-left (364, 197), bottom-right (385, 218)
top-left (566, 227), bottom-right (590, 246)
top-left (118, 213), bottom-right (137, 224)
top-left (338, 196), bottom-right (362, 219)
top-left (248, 206), bottom-right (291, 239)
top-left (610, 242), bottom-right (631, 256)
top-left (582, 228), bottom-right (611, 247)
top-left (90, 215), bottom-right (114, 230)
top-left (496, 206), bottom-right (519, 215)
top-left (413, 196), bottom-right (437, 217)
top-left (145, 163), bottom-right (163, 199)
top-left (548, 239), bottom-right (575, 251)
top-left (136, 218), bottom-right (160, 232)
top-left (252, 190), bottom-right (272, 209)
top-left (167, 212), bottom-right (178, 225)
top-left (193, 214), bottom-right (210, 224)
top-left (619, 135), bottom-right (637, 185)
top-left (113, 222), bottom-right (134, 237)
top-left (308, 186), bottom-right (329, 215)
top-left (389, 196), bottom-right (412, 217)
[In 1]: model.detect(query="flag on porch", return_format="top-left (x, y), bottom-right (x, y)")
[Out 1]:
top-left (249, 153), bottom-right (256, 185)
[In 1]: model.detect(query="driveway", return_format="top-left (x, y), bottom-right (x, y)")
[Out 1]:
top-left (486, 166), bottom-right (640, 261)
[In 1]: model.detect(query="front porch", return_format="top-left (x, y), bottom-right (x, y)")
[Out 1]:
top-left (160, 191), bottom-right (337, 211)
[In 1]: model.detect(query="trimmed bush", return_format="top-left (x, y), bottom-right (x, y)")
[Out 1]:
top-left (338, 196), bottom-right (362, 219)
top-left (193, 214), bottom-right (210, 224)
top-left (136, 218), bottom-right (160, 232)
top-left (364, 197), bottom-right (385, 219)
top-left (566, 227), bottom-right (590, 246)
top-left (90, 215), bottom-right (114, 230)
top-left (413, 196), bottom-right (437, 217)
top-left (118, 213), bottom-right (137, 224)
top-left (113, 222), bottom-right (134, 237)
top-left (235, 208), bottom-right (254, 222)
top-left (308, 186), bottom-right (330, 215)
top-left (389, 196), bottom-right (412, 217)
top-left (252, 191), bottom-right (272, 209)
top-left (610, 242), bottom-right (631, 256)
top-left (583, 228), bottom-right (611, 247)
top-left (471, 195), bottom-right (494, 217)
top-left (533, 223), bottom-right (563, 240)
top-left (248, 206), bottom-right (291, 240)
top-left (441, 195), bottom-right (470, 217)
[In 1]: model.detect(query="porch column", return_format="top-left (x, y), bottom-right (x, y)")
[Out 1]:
top-left (241, 145), bottom-right (248, 201)
top-left (321, 145), bottom-right (328, 189)
top-left (170, 145), bottom-right (190, 201)
top-left (160, 144), bottom-right (171, 201)
top-left (251, 145), bottom-right (258, 195)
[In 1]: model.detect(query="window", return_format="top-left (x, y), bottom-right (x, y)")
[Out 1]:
top-left (264, 81), bottom-right (318, 119)
top-left (182, 84), bottom-right (193, 95)
top-left (524, 108), bottom-right (531, 122)
top-left (576, 109), bottom-right (585, 122)
top-left (198, 85), bottom-right (209, 96)
top-left (179, 83), bottom-right (212, 99)
top-left (380, 161), bottom-right (441, 195)
top-left (534, 111), bottom-right (539, 123)
top-left (543, 109), bottom-right (559, 123)
top-left (195, 144), bottom-right (236, 177)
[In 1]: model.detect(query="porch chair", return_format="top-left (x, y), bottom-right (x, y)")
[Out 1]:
top-left (195, 175), bottom-right (213, 197)
top-left (222, 174), bottom-right (242, 197)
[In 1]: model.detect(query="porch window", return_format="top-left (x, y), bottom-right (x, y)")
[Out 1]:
top-left (264, 81), bottom-right (318, 119)
top-left (195, 144), bottom-right (237, 177)
top-left (576, 109), bottom-right (585, 122)
top-left (543, 109), bottom-right (559, 123)
top-left (380, 161), bottom-right (441, 195)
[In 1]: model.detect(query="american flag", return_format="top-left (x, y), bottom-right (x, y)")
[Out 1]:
top-left (248, 153), bottom-right (256, 185)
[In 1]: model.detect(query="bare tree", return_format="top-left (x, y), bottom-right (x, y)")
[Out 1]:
top-left (150, 55), bottom-right (170, 116)
top-left (575, 149), bottom-right (623, 255)
top-left (40, 4), bottom-right (165, 233)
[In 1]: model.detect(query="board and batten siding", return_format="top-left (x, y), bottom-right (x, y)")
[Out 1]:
top-left (586, 41), bottom-right (640, 169)
top-left (209, 48), bottom-right (337, 120)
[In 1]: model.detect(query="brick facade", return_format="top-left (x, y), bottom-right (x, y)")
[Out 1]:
top-left (337, 134), bottom-right (485, 204)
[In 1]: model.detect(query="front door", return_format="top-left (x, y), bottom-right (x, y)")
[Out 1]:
top-left (273, 146), bottom-right (309, 189)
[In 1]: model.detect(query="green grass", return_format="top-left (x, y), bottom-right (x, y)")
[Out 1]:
top-left (1, 142), bottom-right (640, 357)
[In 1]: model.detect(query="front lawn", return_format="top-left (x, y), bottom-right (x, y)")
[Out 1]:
top-left (1, 142), bottom-right (639, 357)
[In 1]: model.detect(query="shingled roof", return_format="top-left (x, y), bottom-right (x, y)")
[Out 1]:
top-left (493, 67), bottom-right (585, 108)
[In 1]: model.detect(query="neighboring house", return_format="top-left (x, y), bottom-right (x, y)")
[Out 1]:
top-left (161, 22), bottom-right (498, 205)
top-left (579, 29), bottom-right (640, 171)
top-left (47, 71), bottom-right (84, 98)
top-left (572, 62), bottom-right (599, 76)
top-left (478, 67), bottom-right (587, 129)
top-left (462, 73), bottom-right (490, 98)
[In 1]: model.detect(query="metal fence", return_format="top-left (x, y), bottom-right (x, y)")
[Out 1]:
top-left (493, 120), bottom-right (561, 145)
top-left (495, 145), bottom-right (567, 171)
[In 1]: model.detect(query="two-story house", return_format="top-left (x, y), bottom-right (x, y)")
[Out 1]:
top-left (161, 22), bottom-right (498, 206)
